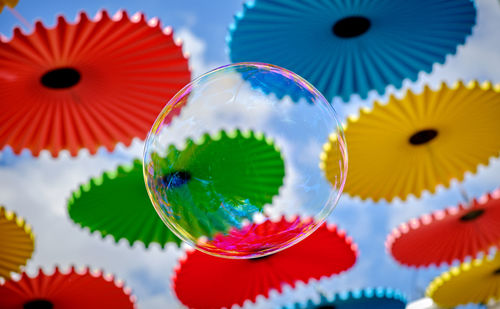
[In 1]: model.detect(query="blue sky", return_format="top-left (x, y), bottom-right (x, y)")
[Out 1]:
top-left (1, 0), bottom-right (500, 308)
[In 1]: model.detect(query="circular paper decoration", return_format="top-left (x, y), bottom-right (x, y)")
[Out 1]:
top-left (227, 0), bottom-right (476, 102)
top-left (173, 217), bottom-right (358, 309)
top-left (68, 159), bottom-right (181, 248)
top-left (426, 253), bottom-right (500, 307)
top-left (0, 206), bottom-right (34, 278)
top-left (321, 81), bottom-right (500, 202)
top-left (387, 188), bottom-right (500, 267)
top-left (0, 266), bottom-right (136, 308)
top-left (0, 0), bottom-right (18, 13)
top-left (148, 129), bottom-right (285, 244)
top-left (284, 287), bottom-right (407, 309)
top-left (0, 10), bottom-right (190, 157)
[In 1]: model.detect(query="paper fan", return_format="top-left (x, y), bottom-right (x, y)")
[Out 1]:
top-left (204, 214), bottom-right (316, 258)
top-left (237, 64), bottom-right (318, 103)
top-left (387, 188), bottom-right (500, 267)
top-left (173, 216), bottom-right (358, 309)
top-left (148, 129), bottom-right (285, 240)
top-left (284, 287), bottom-right (406, 309)
top-left (0, 206), bottom-right (34, 278)
top-left (0, 266), bottom-right (136, 308)
top-left (426, 252), bottom-right (500, 307)
top-left (227, 0), bottom-right (476, 102)
top-left (321, 81), bottom-right (500, 202)
top-left (0, 10), bottom-right (190, 157)
top-left (0, 0), bottom-right (18, 13)
top-left (68, 159), bottom-right (181, 248)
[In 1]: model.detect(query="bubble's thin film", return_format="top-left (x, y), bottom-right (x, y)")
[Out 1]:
top-left (144, 62), bottom-right (347, 259)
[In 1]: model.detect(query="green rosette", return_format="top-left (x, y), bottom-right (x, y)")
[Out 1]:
top-left (149, 129), bottom-right (285, 239)
top-left (68, 159), bottom-right (181, 248)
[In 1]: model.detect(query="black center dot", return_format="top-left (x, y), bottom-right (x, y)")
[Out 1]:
top-left (409, 129), bottom-right (438, 145)
top-left (459, 209), bottom-right (485, 222)
top-left (40, 67), bottom-right (81, 89)
top-left (24, 299), bottom-right (53, 309)
top-left (161, 171), bottom-right (191, 188)
top-left (332, 16), bottom-right (371, 38)
top-left (494, 267), bottom-right (500, 275)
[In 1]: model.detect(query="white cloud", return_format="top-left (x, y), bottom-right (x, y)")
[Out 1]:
top-left (0, 149), bottom-right (187, 308)
top-left (175, 27), bottom-right (225, 79)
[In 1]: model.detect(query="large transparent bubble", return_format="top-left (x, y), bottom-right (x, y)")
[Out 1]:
top-left (143, 63), bottom-right (347, 259)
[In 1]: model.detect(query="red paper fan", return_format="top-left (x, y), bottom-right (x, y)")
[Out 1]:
top-left (173, 217), bottom-right (358, 309)
top-left (0, 10), bottom-right (190, 157)
top-left (386, 188), bottom-right (500, 267)
top-left (0, 266), bottom-right (136, 308)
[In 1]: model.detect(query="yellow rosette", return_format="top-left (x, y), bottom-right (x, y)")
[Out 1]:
top-left (321, 81), bottom-right (500, 202)
top-left (427, 252), bottom-right (500, 307)
top-left (0, 206), bottom-right (35, 278)
top-left (0, 0), bottom-right (19, 13)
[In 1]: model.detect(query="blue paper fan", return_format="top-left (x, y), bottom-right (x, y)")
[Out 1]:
top-left (283, 287), bottom-right (407, 309)
top-left (237, 64), bottom-right (318, 103)
top-left (228, 0), bottom-right (476, 102)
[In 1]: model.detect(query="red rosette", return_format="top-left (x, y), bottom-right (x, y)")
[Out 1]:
top-left (0, 10), bottom-right (190, 157)
top-left (173, 216), bottom-right (358, 309)
top-left (387, 188), bottom-right (500, 267)
top-left (0, 266), bottom-right (136, 308)
top-left (203, 216), bottom-right (316, 258)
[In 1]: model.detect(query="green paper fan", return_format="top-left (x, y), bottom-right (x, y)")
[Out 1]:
top-left (68, 159), bottom-right (181, 248)
top-left (149, 129), bottom-right (285, 239)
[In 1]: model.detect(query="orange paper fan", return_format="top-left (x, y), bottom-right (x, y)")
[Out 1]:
top-left (0, 10), bottom-right (190, 157)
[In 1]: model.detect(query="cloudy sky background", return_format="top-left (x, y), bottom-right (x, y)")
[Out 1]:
top-left (1, 0), bottom-right (500, 308)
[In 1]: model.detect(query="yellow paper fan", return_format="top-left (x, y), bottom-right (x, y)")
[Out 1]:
top-left (0, 206), bottom-right (35, 278)
top-left (0, 0), bottom-right (19, 13)
top-left (426, 252), bottom-right (500, 307)
top-left (321, 81), bottom-right (500, 202)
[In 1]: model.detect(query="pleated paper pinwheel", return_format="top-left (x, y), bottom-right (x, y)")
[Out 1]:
top-left (68, 159), bottom-right (181, 248)
top-left (283, 287), bottom-right (407, 309)
top-left (387, 188), bottom-right (500, 267)
top-left (0, 10), bottom-right (190, 157)
top-left (0, 0), bottom-right (18, 13)
top-left (321, 81), bottom-right (500, 202)
top-left (0, 206), bottom-right (34, 278)
top-left (0, 266), bottom-right (136, 308)
top-left (173, 216), bottom-right (358, 309)
top-left (426, 252), bottom-right (500, 308)
top-left (227, 0), bottom-right (476, 102)
top-left (148, 129), bottom-right (285, 242)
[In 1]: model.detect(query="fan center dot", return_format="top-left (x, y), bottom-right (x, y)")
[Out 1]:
top-left (409, 129), bottom-right (438, 145)
top-left (494, 267), bottom-right (500, 275)
top-left (24, 299), bottom-right (54, 309)
top-left (332, 16), bottom-right (371, 38)
top-left (459, 209), bottom-right (485, 221)
top-left (41, 67), bottom-right (81, 89)
top-left (161, 170), bottom-right (192, 188)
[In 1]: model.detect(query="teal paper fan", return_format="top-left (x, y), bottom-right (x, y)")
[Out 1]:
top-left (228, 0), bottom-right (476, 102)
top-left (284, 287), bottom-right (407, 309)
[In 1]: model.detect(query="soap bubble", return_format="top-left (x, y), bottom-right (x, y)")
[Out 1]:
top-left (143, 63), bottom-right (346, 259)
